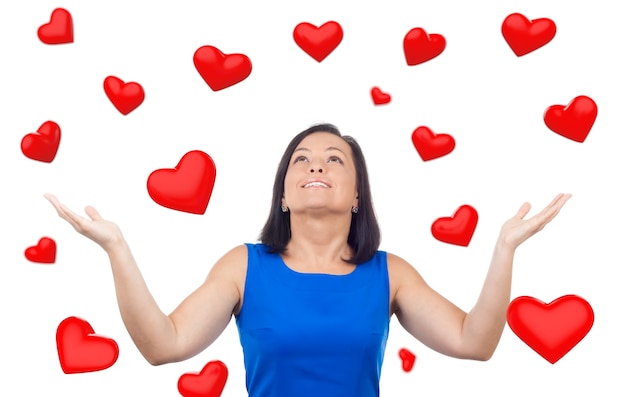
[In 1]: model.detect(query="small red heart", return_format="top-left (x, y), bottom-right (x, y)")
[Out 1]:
top-left (193, 46), bottom-right (252, 91)
top-left (103, 76), bottom-right (145, 115)
top-left (38, 8), bottom-right (73, 44)
top-left (544, 95), bottom-right (597, 143)
top-left (371, 87), bottom-right (391, 105)
top-left (56, 316), bottom-right (119, 374)
top-left (21, 121), bottom-right (61, 163)
top-left (411, 126), bottom-right (455, 161)
top-left (178, 360), bottom-right (228, 397)
top-left (403, 27), bottom-right (446, 66)
top-left (25, 237), bottom-right (56, 264)
top-left (501, 13), bottom-right (556, 57)
top-left (147, 150), bottom-right (216, 215)
top-left (431, 205), bottom-right (478, 247)
top-left (398, 348), bottom-right (416, 372)
top-left (293, 21), bottom-right (343, 62)
top-left (507, 295), bottom-right (594, 364)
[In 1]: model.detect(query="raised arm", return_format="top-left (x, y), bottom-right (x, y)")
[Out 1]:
top-left (390, 193), bottom-right (571, 360)
top-left (44, 193), bottom-right (245, 365)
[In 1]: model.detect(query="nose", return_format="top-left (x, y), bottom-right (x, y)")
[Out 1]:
top-left (309, 158), bottom-right (324, 173)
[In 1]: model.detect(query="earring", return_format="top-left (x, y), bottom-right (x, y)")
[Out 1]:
top-left (352, 206), bottom-right (359, 214)
top-left (281, 205), bottom-right (288, 213)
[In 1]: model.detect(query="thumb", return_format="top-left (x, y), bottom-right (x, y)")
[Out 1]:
top-left (515, 202), bottom-right (531, 219)
top-left (84, 205), bottom-right (103, 221)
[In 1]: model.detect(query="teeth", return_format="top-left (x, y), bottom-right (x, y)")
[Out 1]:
top-left (304, 182), bottom-right (329, 188)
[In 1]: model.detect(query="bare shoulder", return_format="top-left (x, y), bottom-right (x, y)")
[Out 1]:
top-left (386, 252), bottom-right (428, 314)
top-left (206, 244), bottom-right (248, 315)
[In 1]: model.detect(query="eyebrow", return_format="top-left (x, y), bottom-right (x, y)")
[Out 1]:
top-left (294, 146), bottom-right (346, 155)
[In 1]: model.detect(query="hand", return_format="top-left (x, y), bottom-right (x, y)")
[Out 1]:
top-left (498, 193), bottom-right (571, 250)
top-left (44, 193), bottom-right (123, 252)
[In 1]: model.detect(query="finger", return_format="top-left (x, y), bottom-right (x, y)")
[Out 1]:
top-left (84, 205), bottom-right (103, 221)
top-left (515, 202), bottom-right (531, 219)
top-left (530, 194), bottom-right (571, 229)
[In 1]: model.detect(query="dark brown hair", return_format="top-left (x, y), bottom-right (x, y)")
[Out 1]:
top-left (259, 123), bottom-right (381, 264)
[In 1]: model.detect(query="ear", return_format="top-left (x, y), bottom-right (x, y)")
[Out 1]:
top-left (353, 195), bottom-right (359, 209)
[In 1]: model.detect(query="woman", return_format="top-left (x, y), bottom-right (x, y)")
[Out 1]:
top-left (45, 123), bottom-right (570, 396)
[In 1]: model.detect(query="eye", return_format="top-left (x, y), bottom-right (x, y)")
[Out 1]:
top-left (328, 156), bottom-right (343, 164)
top-left (293, 155), bottom-right (309, 163)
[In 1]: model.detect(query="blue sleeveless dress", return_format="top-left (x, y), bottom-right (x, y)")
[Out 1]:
top-left (235, 243), bottom-right (390, 397)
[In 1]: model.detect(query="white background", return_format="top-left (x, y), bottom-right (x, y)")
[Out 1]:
top-left (1, 1), bottom-right (624, 395)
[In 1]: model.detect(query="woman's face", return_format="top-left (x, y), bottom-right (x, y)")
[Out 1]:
top-left (282, 132), bottom-right (358, 216)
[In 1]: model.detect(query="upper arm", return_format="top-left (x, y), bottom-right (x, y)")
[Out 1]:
top-left (165, 244), bottom-right (247, 363)
top-left (389, 253), bottom-right (472, 359)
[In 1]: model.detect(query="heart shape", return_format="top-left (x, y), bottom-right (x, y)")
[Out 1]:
top-left (147, 150), bottom-right (216, 215)
top-left (411, 126), bottom-right (455, 161)
top-left (403, 27), bottom-right (446, 66)
top-left (38, 8), bottom-right (73, 44)
top-left (178, 360), bottom-right (228, 397)
top-left (21, 121), bottom-right (61, 163)
top-left (370, 87), bottom-right (391, 105)
top-left (293, 21), bottom-right (343, 62)
top-left (56, 316), bottom-right (119, 374)
top-left (103, 76), bottom-right (145, 115)
top-left (398, 348), bottom-right (416, 372)
top-left (544, 95), bottom-right (597, 143)
top-left (507, 295), bottom-right (594, 364)
top-left (24, 237), bottom-right (56, 264)
top-left (193, 46), bottom-right (252, 91)
top-left (431, 205), bottom-right (478, 247)
top-left (501, 13), bottom-right (556, 57)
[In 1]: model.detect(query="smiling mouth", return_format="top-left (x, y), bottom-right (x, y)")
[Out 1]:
top-left (303, 181), bottom-right (330, 188)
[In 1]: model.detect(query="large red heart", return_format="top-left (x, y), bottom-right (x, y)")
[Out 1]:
top-left (403, 27), bottom-right (446, 66)
top-left (398, 348), bottom-right (416, 372)
top-left (56, 317), bottom-right (119, 374)
top-left (21, 121), bottom-right (61, 163)
top-left (103, 76), bottom-right (145, 115)
top-left (544, 95), bottom-right (597, 143)
top-left (178, 360), bottom-right (228, 397)
top-left (431, 205), bottom-right (478, 247)
top-left (293, 21), bottom-right (343, 62)
top-left (411, 126), bottom-right (455, 161)
top-left (147, 150), bottom-right (216, 215)
top-left (193, 46), bottom-right (252, 91)
top-left (24, 237), bottom-right (56, 264)
top-left (371, 86), bottom-right (391, 105)
top-left (507, 295), bottom-right (594, 364)
top-left (38, 8), bottom-right (73, 44)
top-left (501, 13), bottom-right (556, 57)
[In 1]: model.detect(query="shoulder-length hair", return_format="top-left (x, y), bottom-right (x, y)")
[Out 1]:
top-left (259, 123), bottom-right (381, 264)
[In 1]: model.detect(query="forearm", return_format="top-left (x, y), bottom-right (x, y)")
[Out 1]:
top-left (461, 237), bottom-right (515, 360)
top-left (104, 235), bottom-right (178, 365)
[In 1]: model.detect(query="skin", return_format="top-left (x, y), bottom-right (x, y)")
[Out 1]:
top-left (44, 131), bottom-right (571, 365)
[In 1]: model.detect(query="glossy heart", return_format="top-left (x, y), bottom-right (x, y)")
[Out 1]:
top-left (24, 237), bottom-right (56, 264)
top-left (38, 8), bottom-right (73, 44)
top-left (544, 95), bottom-right (597, 143)
top-left (21, 121), bottom-right (61, 163)
top-left (370, 87), bottom-right (391, 105)
top-left (293, 21), bottom-right (343, 62)
top-left (501, 13), bottom-right (556, 57)
top-left (403, 27), bottom-right (446, 66)
top-left (507, 295), bottom-right (594, 364)
top-left (193, 46), bottom-right (252, 91)
top-left (178, 360), bottom-right (228, 397)
top-left (147, 150), bottom-right (216, 214)
top-left (411, 126), bottom-right (455, 161)
top-left (431, 205), bottom-right (478, 246)
top-left (56, 317), bottom-right (119, 374)
top-left (103, 76), bottom-right (145, 115)
top-left (398, 348), bottom-right (416, 372)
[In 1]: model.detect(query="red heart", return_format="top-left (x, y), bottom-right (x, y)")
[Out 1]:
top-left (147, 150), bottom-right (216, 215)
top-left (403, 27), bottom-right (446, 66)
top-left (25, 237), bottom-right (56, 264)
top-left (38, 8), bottom-right (73, 44)
top-left (21, 121), bottom-right (61, 163)
top-left (501, 13), bottom-right (556, 57)
top-left (411, 126), bottom-right (455, 161)
top-left (178, 360), bottom-right (228, 397)
top-left (293, 21), bottom-right (343, 62)
top-left (103, 76), bottom-right (145, 115)
top-left (56, 317), bottom-right (119, 374)
top-left (544, 95), bottom-right (597, 143)
top-left (371, 87), bottom-right (391, 105)
top-left (431, 205), bottom-right (478, 247)
top-left (507, 295), bottom-right (594, 364)
top-left (193, 46), bottom-right (252, 91)
top-left (398, 348), bottom-right (416, 372)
